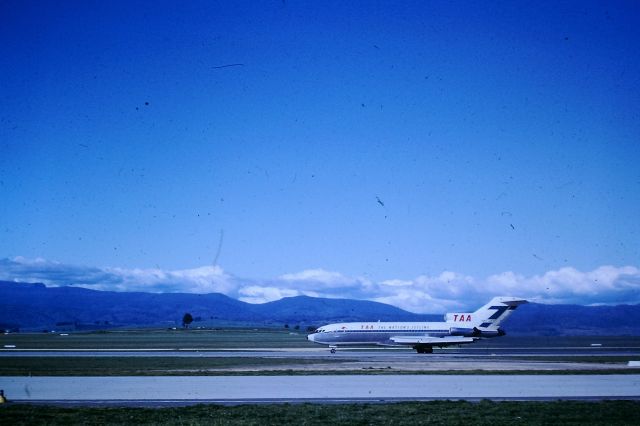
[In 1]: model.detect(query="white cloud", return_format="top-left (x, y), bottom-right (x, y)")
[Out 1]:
top-left (278, 268), bottom-right (361, 288)
top-left (99, 265), bottom-right (236, 294)
top-left (379, 279), bottom-right (413, 287)
top-left (374, 290), bottom-right (449, 314)
top-left (238, 286), bottom-right (303, 304)
top-left (2, 257), bottom-right (639, 314)
top-left (0, 257), bottom-right (236, 295)
top-left (271, 265), bottom-right (640, 312)
top-left (502, 265), bottom-right (640, 305)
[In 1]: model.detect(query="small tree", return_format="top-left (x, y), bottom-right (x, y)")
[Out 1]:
top-left (182, 313), bottom-right (193, 328)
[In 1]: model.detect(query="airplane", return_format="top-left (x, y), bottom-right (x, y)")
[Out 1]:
top-left (307, 296), bottom-right (527, 353)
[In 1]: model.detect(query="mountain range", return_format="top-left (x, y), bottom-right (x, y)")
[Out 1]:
top-left (1, 280), bottom-right (639, 335)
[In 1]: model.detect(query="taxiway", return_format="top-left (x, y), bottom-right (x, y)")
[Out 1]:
top-left (1, 375), bottom-right (639, 405)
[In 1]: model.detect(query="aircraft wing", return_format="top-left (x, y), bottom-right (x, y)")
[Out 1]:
top-left (390, 336), bottom-right (476, 345)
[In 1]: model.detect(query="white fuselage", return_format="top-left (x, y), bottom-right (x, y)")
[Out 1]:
top-left (307, 321), bottom-right (471, 346)
top-left (306, 297), bottom-right (525, 351)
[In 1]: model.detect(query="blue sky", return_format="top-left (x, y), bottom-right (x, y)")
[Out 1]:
top-left (1, 1), bottom-right (639, 312)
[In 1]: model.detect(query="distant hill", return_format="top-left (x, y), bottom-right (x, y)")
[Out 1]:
top-left (507, 302), bottom-right (640, 336)
top-left (0, 281), bottom-right (253, 331)
top-left (1, 280), bottom-right (639, 335)
top-left (249, 295), bottom-right (434, 323)
top-left (0, 281), bottom-right (436, 331)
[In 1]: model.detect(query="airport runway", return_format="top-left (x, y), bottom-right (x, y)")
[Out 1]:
top-left (2, 345), bottom-right (639, 358)
top-left (1, 375), bottom-right (639, 405)
top-left (3, 346), bottom-right (639, 375)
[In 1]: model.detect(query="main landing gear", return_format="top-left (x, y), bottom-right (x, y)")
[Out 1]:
top-left (413, 344), bottom-right (433, 354)
top-left (329, 345), bottom-right (337, 354)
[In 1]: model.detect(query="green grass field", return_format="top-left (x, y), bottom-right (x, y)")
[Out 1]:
top-left (2, 401), bottom-right (640, 425)
top-left (0, 329), bottom-right (315, 350)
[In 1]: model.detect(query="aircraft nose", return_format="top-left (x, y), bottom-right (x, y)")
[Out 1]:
top-left (307, 333), bottom-right (316, 342)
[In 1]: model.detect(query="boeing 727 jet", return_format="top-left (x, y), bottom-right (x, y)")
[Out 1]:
top-left (307, 296), bottom-right (527, 353)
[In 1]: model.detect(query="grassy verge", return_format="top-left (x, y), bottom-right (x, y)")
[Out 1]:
top-left (507, 356), bottom-right (640, 363)
top-left (0, 357), bottom-right (347, 376)
top-left (0, 329), bottom-right (316, 350)
top-left (1, 400), bottom-right (640, 425)
top-left (1, 356), bottom-right (640, 376)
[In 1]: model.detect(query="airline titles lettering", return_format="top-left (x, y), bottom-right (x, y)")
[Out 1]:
top-left (452, 314), bottom-right (472, 322)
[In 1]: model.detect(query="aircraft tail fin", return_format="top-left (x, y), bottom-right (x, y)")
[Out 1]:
top-left (445, 296), bottom-right (527, 329)
top-left (472, 296), bottom-right (527, 328)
